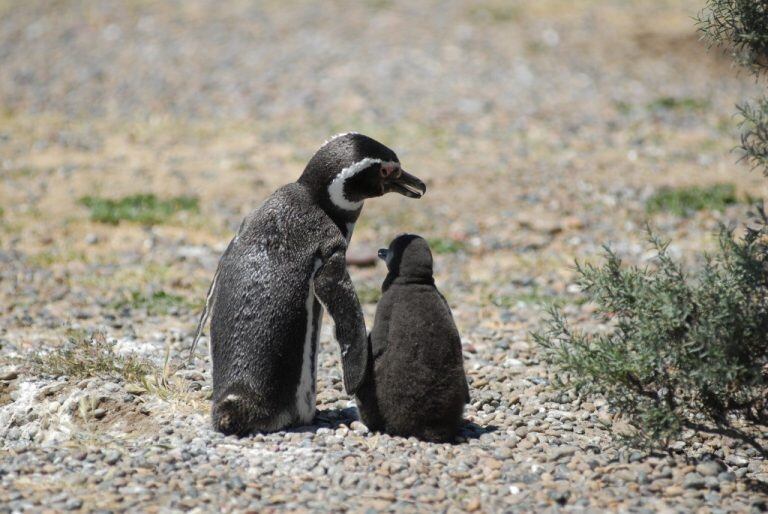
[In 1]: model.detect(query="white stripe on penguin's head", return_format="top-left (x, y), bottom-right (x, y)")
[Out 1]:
top-left (327, 157), bottom-right (383, 211)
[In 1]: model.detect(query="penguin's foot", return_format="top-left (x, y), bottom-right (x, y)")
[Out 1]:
top-left (212, 394), bottom-right (253, 436)
top-left (419, 423), bottom-right (460, 443)
top-left (212, 393), bottom-right (296, 435)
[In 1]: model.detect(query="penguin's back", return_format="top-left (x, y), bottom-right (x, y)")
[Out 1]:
top-left (210, 183), bottom-right (329, 421)
top-left (370, 282), bottom-right (467, 441)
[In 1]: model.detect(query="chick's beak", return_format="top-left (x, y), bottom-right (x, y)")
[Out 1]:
top-left (387, 170), bottom-right (426, 198)
top-left (377, 248), bottom-right (389, 261)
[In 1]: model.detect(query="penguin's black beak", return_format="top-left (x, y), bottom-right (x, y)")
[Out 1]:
top-left (387, 170), bottom-right (426, 199)
top-left (377, 248), bottom-right (389, 261)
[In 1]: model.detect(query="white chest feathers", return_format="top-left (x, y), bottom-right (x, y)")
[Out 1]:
top-left (295, 259), bottom-right (323, 424)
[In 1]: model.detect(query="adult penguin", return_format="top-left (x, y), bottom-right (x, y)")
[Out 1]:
top-left (191, 133), bottom-right (427, 435)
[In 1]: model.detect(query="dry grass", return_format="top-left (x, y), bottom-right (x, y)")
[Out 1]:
top-left (31, 329), bottom-right (154, 383)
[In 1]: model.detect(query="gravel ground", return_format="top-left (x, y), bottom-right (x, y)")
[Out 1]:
top-left (1, 0), bottom-right (768, 512)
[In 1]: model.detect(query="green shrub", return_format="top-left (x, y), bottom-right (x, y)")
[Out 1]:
top-left (534, 211), bottom-right (768, 448)
top-left (699, 1), bottom-right (768, 73)
top-left (645, 184), bottom-right (740, 216)
top-left (737, 98), bottom-right (768, 173)
top-left (79, 193), bottom-right (199, 225)
top-left (700, 1), bottom-right (768, 176)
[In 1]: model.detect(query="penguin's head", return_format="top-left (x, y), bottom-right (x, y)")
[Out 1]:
top-left (298, 133), bottom-right (427, 214)
top-left (378, 233), bottom-right (433, 278)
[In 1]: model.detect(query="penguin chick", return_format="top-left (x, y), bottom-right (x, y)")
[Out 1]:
top-left (355, 234), bottom-right (469, 442)
top-left (193, 134), bottom-right (427, 436)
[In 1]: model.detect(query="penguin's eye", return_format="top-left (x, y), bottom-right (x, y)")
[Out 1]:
top-left (380, 166), bottom-right (392, 178)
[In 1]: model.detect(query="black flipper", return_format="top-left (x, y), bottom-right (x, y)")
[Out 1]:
top-left (314, 248), bottom-right (367, 394)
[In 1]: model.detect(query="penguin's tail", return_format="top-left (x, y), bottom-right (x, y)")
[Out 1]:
top-left (188, 266), bottom-right (220, 364)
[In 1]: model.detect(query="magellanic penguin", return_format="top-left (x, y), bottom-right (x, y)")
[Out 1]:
top-left (355, 234), bottom-right (469, 443)
top-left (192, 133), bottom-right (427, 436)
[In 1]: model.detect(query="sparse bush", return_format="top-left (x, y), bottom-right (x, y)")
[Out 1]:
top-left (699, 1), bottom-right (768, 73)
top-left (700, 1), bottom-right (768, 176)
top-left (535, 0), bottom-right (768, 452)
top-left (737, 98), bottom-right (768, 172)
top-left (645, 184), bottom-right (740, 216)
top-left (32, 330), bottom-right (153, 382)
top-left (534, 211), bottom-right (768, 448)
top-left (79, 193), bottom-right (198, 225)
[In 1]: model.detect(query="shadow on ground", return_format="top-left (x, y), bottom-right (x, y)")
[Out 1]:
top-left (285, 408), bottom-right (497, 444)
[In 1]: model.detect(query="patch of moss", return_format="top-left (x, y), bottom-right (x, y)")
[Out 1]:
top-left (27, 249), bottom-right (88, 268)
top-left (363, 0), bottom-right (392, 10)
top-left (7, 166), bottom-right (37, 179)
top-left (113, 290), bottom-right (191, 315)
top-left (489, 288), bottom-right (568, 310)
top-left (614, 101), bottom-right (633, 115)
top-left (646, 96), bottom-right (710, 112)
top-left (646, 184), bottom-right (741, 216)
top-left (78, 193), bottom-right (199, 225)
top-left (468, 3), bottom-right (521, 23)
top-left (427, 237), bottom-right (467, 255)
top-left (356, 284), bottom-right (382, 305)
